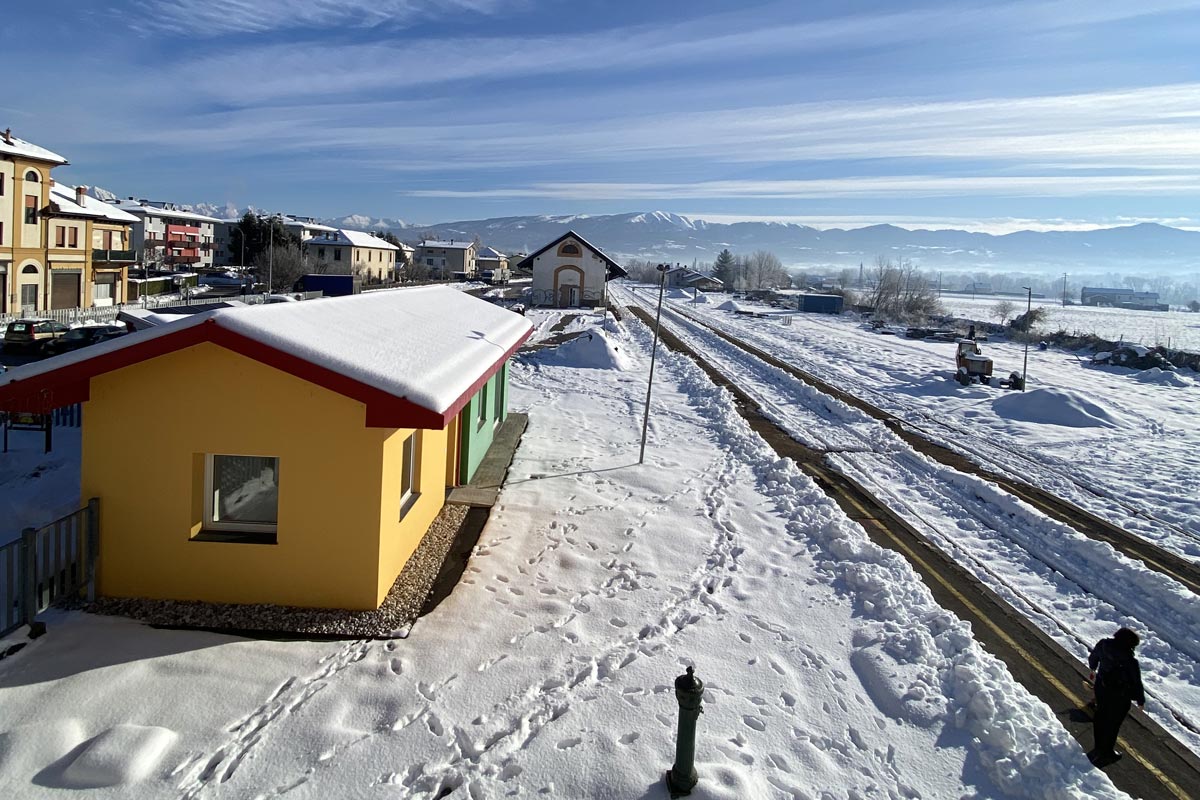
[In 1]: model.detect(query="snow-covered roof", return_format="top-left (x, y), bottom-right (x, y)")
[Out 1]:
top-left (49, 184), bottom-right (139, 224)
top-left (477, 247), bottom-right (507, 260)
top-left (284, 217), bottom-right (339, 234)
top-left (117, 202), bottom-right (221, 224)
top-left (0, 287), bottom-right (532, 426)
top-left (420, 240), bottom-right (475, 250)
top-left (0, 131), bottom-right (68, 165)
top-left (338, 229), bottom-right (399, 249)
top-left (306, 229), bottom-right (399, 250)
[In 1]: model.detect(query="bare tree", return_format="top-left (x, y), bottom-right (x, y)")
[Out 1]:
top-left (863, 256), bottom-right (942, 323)
top-left (253, 242), bottom-right (306, 292)
top-left (992, 300), bottom-right (1016, 324)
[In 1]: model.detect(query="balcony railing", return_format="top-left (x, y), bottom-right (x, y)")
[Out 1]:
top-left (164, 255), bottom-right (202, 264)
top-left (93, 249), bottom-right (136, 263)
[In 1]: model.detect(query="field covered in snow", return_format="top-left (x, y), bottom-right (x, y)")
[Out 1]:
top-left (937, 293), bottom-right (1200, 351)
top-left (621, 285), bottom-right (1200, 757)
top-left (0, 307), bottom-right (1136, 799)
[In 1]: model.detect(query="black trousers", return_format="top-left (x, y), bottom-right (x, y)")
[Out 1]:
top-left (1092, 694), bottom-right (1132, 757)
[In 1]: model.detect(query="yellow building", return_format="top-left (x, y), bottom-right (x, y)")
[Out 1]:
top-left (0, 287), bottom-right (532, 610)
top-left (48, 182), bottom-right (139, 307)
top-left (1, 129), bottom-right (70, 314)
top-left (304, 228), bottom-right (400, 283)
top-left (1, 129), bottom-right (136, 313)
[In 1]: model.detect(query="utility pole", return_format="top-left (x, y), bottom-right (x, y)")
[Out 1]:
top-left (1062, 273), bottom-right (1068, 307)
top-left (268, 215), bottom-right (275, 294)
top-left (639, 264), bottom-right (671, 465)
top-left (1021, 286), bottom-right (1032, 391)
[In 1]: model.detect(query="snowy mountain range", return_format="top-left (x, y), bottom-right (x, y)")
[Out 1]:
top-left (87, 188), bottom-right (1200, 272)
top-left (367, 211), bottom-right (1200, 274)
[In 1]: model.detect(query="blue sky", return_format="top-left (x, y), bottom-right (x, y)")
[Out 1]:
top-left (5, 0), bottom-right (1200, 231)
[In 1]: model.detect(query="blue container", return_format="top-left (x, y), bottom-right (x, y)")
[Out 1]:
top-left (797, 294), bottom-right (844, 314)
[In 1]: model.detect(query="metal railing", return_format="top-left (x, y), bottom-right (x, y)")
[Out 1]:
top-left (0, 306), bottom-right (123, 327)
top-left (92, 249), bottom-right (137, 262)
top-left (0, 498), bottom-right (99, 638)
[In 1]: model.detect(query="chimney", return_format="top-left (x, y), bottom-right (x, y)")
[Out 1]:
top-left (76, 185), bottom-right (88, 206)
top-left (2, 128), bottom-right (11, 144)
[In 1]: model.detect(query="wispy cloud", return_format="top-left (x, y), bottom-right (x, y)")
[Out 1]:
top-left (87, 81), bottom-right (1200, 179)
top-left (404, 174), bottom-right (1200, 200)
top-left (126, 0), bottom-right (524, 36)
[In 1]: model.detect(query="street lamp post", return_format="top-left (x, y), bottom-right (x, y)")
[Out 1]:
top-left (268, 214), bottom-right (276, 294)
top-left (639, 264), bottom-right (671, 465)
top-left (1021, 286), bottom-right (1032, 392)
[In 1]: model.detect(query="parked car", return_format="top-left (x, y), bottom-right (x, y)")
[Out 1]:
top-left (199, 272), bottom-right (251, 288)
top-left (42, 325), bottom-right (129, 355)
top-left (262, 294), bottom-right (299, 304)
top-left (3, 319), bottom-right (70, 353)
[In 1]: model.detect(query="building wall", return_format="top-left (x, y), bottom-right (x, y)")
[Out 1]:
top-left (81, 342), bottom-right (445, 610)
top-left (416, 245), bottom-right (476, 277)
top-left (529, 237), bottom-right (609, 307)
top-left (2, 158), bottom-right (95, 312)
top-left (459, 363), bottom-right (509, 484)
top-left (375, 421), bottom-right (450, 605)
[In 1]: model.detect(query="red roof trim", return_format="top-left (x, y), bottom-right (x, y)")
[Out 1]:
top-left (438, 327), bottom-right (532, 424)
top-left (0, 319), bottom-right (533, 429)
top-left (0, 323), bottom-right (210, 414)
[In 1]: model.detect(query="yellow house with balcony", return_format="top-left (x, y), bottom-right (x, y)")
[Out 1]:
top-left (0, 287), bottom-right (532, 610)
top-left (1, 129), bottom-right (136, 312)
top-left (1, 128), bottom-right (70, 314)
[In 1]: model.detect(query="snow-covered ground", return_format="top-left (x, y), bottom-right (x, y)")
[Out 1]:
top-left (0, 309), bottom-right (1129, 798)
top-left (615, 284), bottom-right (1200, 758)
top-left (667, 289), bottom-right (1200, 558)
top-left (0, 426), bottom-right (81, 547)
top-left (936, 294), bottom-right (1200, 351)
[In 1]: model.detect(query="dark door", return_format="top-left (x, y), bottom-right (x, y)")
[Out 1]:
top-left (51, 272), bottom-right (81, 309)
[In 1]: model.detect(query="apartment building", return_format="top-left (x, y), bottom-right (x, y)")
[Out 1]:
top-left (119, 200), bottom-right (219, 271)
top-left (305, 229), bottom-right (400, 281)
top-left (48, 183), bottom-right (139, 307)
top-left (1, 129), bottom-right (137, 312)
top-left (416, 239), bottom-right (477, 279)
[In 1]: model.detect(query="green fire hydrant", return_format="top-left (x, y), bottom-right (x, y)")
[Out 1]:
top-left (665, 665), bottom-right (704, 798)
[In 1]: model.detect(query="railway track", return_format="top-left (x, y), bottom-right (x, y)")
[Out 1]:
top-left (623, 300), bottom-right (1200, 800)
top-left (651, 297), bottom-right (1200, 595)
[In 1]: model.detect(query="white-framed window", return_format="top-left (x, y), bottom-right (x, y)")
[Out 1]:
top-left (492, 369), bottom-right (504, 428)
top-left (202, 454), bottom-right (279, 542)
top-left (399, 432), bottom-right (420, 519)
top-left (477, 383), bottom-right (488, 430)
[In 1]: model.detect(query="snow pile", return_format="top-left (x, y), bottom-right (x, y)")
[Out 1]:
top-left (531, 329), bottom-right (631, 371)
top-left (716, 299), bottom-right (740, 312)
top-left (1133, 367), bottom-right (1191, 387)
top-left (991, 388), bottom-right (1125, 428)
top-left (58, 725), bottom-right (177, 789)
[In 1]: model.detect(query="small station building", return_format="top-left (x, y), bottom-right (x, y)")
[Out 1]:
top-left (0, 287), bottom-right (532, 611)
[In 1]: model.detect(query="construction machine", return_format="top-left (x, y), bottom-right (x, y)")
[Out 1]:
top-left (953, 338), bottom-right (1023, 388)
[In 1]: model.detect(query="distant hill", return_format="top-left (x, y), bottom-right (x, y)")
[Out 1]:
top-left (84, 191), bottom-right (1200, 273)
top-left (383, 213), bottom-right (1200, 274)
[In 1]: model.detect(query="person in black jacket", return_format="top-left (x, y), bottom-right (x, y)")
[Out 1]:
top-left (1087, 627), bottom-right (1145, 767)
